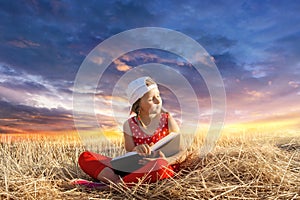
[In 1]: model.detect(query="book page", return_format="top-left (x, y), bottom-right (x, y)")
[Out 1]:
top-left (111, 132), bottom-right (179, 161)
top-left (151, 132), bottom-right (179, 151)
top-left (111, 151), bottom-right (137, 161)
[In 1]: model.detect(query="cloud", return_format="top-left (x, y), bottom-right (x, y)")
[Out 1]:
top-left (7, 39), bottom-right (40, 48)
top-left (1, 0), bottom-right (300, 133)
top-left (244, 88), bottom-right (271, 102)
top-left (0, 64), bottom-right (74, 110)
top-left (0, 100), bottom-right (74, 133)
top-left (243, 64), bottom-right (273, 79)
top-left (1, 0), bottom-right (298, 83)
top-left (90, 56), bottom-right (104, 65)
top-left (0, 80), bottom-right (49, 92)
top-left (114, 59), bottom-right (132, 72)
top-left (196, 34), bottom-right (237, 55)
top-left (288, 81), bottom-right (299, 88)
top-left (0, 0), bottom-right (163, 82)
top-left (212, 52), bottom-right (244, 78)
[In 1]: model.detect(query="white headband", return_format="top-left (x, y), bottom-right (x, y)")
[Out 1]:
top-left (126, 76), bottom-right (158, 105)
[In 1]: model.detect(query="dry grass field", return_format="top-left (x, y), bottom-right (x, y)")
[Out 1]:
top-left (1, 131), bottom-right (299, 200)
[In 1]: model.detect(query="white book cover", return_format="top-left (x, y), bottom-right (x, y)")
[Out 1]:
top-left (111, 132), bottom-right (179, 161)
top-left (110, 132), bottom-right (181, 172)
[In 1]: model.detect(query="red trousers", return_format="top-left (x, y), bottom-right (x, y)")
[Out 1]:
top-left (78, 151), bottom-right (177, 184)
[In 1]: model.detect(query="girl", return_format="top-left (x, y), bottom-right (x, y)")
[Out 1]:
top-left (73, 76), bottom-right (184, 189)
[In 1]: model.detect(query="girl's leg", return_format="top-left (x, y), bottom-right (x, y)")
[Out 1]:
top-left (122, 158), bottom-right (174, 184)
top-left (96, 167), bottom-right (121, 183)
top-left (78, 151), bottom-right (120, 183)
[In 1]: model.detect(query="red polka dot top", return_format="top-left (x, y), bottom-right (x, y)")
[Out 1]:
top-left (129, 113), bottom-right (169, 146)
top-left (129, 112), bottom-right (180, 172)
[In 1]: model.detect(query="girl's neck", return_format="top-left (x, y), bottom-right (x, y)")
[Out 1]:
top-left (138, 112), bottom-right (160, 127)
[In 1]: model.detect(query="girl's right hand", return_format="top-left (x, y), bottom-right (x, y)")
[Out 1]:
top-left (133, 144), bottom-right (152, 156)
top-left (138, 151), bottom-right (167, 165)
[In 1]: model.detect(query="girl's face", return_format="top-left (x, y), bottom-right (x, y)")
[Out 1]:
top-left (139, 88), bottom-right (162, 115)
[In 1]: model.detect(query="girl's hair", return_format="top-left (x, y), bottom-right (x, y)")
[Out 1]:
top-left (130, 77), bottom-right (156, 114)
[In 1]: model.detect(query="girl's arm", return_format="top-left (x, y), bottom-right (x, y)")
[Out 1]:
top-left (123, 120), bottom-right (152, 155)
top-left (167, 113), bottom-right (180, 133)
top-left (123, 120), bottom-right (136, 152)
top-left (166, 113), bottom-right (187, 164)
top-left (164, 134), bottom-right (187, 165)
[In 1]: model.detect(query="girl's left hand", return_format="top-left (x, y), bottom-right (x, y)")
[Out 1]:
top-left (138, 150), bottom-right (167, 165)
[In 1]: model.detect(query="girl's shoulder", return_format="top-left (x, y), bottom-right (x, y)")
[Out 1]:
top-left (123, 119), bottom-right (133, 136)
top-left (165, 112), bottom-right (180, 133)
top-left (123, 115), bottom-right (139, 136)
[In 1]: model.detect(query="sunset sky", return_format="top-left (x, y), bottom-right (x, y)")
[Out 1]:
top-left (0, 0), bottom-right (299, 137)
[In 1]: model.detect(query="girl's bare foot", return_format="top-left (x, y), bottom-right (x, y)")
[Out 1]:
top-left (70, 179), bottom-right (110, 190)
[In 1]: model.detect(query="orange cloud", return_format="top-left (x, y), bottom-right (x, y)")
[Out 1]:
top-left (114, 59), bottom-right (131, 71)
top-left (90, 56), bottom-right (103, 65)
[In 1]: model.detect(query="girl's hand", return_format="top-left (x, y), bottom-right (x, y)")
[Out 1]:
top-left (138, 151), bottom-right (167, 165)
top-left (133, 144), bottom-right (152, 156)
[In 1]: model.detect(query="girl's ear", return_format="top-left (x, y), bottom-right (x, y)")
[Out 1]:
top-left (135, 105), bottom-right (140, 114)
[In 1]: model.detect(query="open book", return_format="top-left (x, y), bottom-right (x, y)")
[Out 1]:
top-left (111, 132), bottom-right (180, 173)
